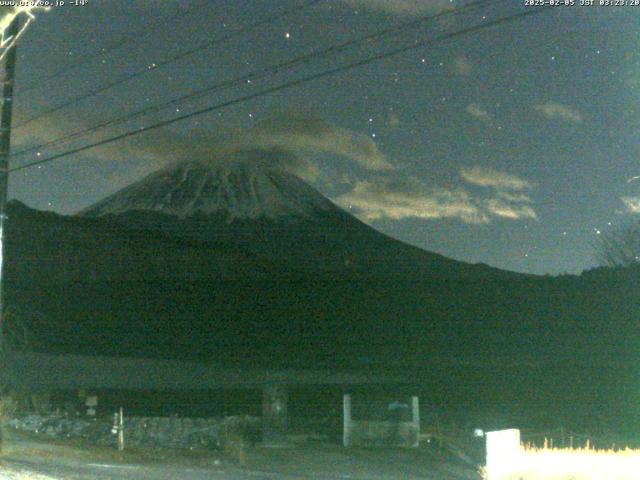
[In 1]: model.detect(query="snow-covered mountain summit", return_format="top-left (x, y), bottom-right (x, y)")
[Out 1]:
top-left (82, 150), bottom-right (335, 221)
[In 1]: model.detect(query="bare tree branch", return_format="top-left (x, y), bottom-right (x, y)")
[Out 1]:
top-left (597, 223), bottom-right (640, 267)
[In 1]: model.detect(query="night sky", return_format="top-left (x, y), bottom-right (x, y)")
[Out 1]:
top-left (5, 1), bottom-right (639, 275)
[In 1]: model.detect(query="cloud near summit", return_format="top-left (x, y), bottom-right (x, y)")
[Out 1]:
top-left (249, 112), bottom-right (392, 171)
top-left (17, 108), bottom-right (395, 204)
top-left (144, 112), bottom-right (392, 176)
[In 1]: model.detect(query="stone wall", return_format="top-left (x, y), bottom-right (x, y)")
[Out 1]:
top-left (8, 414), bottom-right (260, 450)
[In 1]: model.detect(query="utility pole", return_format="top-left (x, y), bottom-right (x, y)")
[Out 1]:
top-left (0, 16), bottom-right (19, 353)
top-left (0, 16), bottom-right (19, 453)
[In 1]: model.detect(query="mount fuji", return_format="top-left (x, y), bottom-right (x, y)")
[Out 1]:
top-left (81, 149), bottom-right (508, 279)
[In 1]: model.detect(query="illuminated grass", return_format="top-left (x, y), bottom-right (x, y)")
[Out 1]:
top-left (483, 443), bottom-right (640, 480)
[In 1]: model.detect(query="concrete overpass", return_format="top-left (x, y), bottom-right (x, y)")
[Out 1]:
top-left (2, 351), bottom-right (416, 446)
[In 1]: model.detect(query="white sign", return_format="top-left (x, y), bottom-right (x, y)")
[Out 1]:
top-left (485, 429), bottom-right (522, 479)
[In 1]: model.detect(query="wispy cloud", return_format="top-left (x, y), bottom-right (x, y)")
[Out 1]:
top-left (484, 197), bottom-right (536, 220)
top-left (344, 0), bottom-right (456, 15)
top-left (13, 115), bottom-right (163, 172)
top-left (453, 56), bottom-right (472, 76)
top-left (621, 196), bottom-right (640, 214)
top-left (336, 167), bottom-right (537, 223)
top-left (465, 103), bottom-right (491, 122)
top-left (252, 112), bottom-right (392, 171)
top-left (534, 101), bottom-right (583, 124)
top-left (460, 166), bottom-right (531, 190)
top-left (336, 179), bottom-right (488, 223)
top-left (13, 109), bottom-right (393, 196)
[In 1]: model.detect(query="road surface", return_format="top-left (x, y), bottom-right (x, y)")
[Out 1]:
top-left (0, 433), bottom-right (481, 479)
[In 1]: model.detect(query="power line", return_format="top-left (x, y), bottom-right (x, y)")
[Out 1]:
top-left (13, 0), bottom-right (323, 130)
top-left (12, 0), bottom-right (498, 158)
top-left (10, 6), bottom-right (554, 174)
top-left (19, 0), bottom-right (218, 94)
